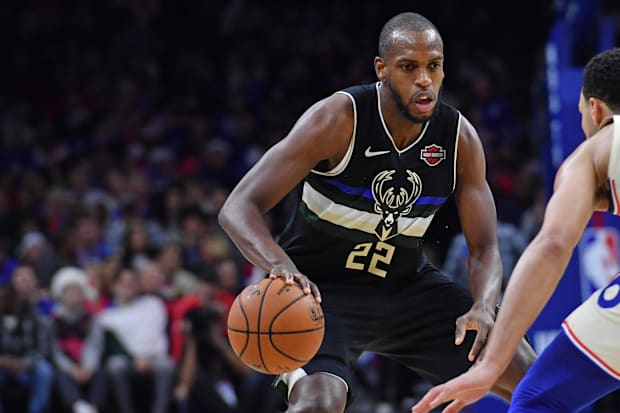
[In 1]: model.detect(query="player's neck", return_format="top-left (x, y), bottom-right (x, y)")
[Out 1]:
top-left (597, 114), bottom-right (614, 131)
top-left (378, 86), bottom-right (426, 148)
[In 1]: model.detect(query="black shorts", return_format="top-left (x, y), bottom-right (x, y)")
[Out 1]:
top-left (300, 264), bottom-right (476, 402)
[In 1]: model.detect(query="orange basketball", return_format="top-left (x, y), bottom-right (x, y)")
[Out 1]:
top-left (227, 277), bottom-right (325, 375)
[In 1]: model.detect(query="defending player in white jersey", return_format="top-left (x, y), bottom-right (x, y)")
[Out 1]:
top-left (412, 47), bottom-right (620, 413)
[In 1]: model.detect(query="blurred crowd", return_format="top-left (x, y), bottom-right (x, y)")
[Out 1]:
top-left (0, 1), bottom-right (619, 413)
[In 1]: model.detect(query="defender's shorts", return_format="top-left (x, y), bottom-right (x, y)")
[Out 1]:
top-left (510, 330), bottom-right (620, 412)
top-left (510, 274), bottom-right (620, 412)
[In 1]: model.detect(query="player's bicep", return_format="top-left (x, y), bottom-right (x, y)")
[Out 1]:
top-left (539, 153), bottom-right (597, 248)
top-left (456, 182), bottom-right (498, 248)
top-left (230, 94), bottom-right (353, 213)
top-left (454, 117), bottom-right (498, 250)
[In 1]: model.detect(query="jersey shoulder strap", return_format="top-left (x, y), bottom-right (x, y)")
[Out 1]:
top-left (607, 116), bottom-right (620, 215)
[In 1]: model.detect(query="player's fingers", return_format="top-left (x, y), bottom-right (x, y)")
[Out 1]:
top-left (410, 400), bottom-right (431, 413)
top-left (411, 395), bottom-right (436, 413)
top-left (411, 386), bottom-right (446, 412)
top-left (284, 273), bottom-right (296, 285)
top-left (269, 267), bottom-right (290, 280)
top-left (442, 399), bottom-right (465, 413)
top-left (308, 281), bottom-right (322, 303)
top-left (410, 395), bottom-right (433, 412)
top-left (454, 317), bottom-right (466, 345)
top-left (468, 328), bottom-right (488, 361)
top-left (270, 268), bottom-right (294, 285)
top-left (292, 273), bottom-right (311, 293)
top-left (476, 342), bottom-right (488, 362)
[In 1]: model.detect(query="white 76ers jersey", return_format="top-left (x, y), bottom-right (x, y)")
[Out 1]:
top-left (608, 115), bottom-right (620, 215)
top-left (563, 116), bottom-right (620, 379)
top-left (563, 273), bottom-right (620, 379)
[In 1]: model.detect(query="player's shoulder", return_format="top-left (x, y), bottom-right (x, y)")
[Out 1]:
top-left (452, 111), bottom-right (489, 177)
top-left (454, 111), bottom-right (475, 139)
top-left (588, 121), bottom-right (614, 151)
top-left (436, 99), bottom-right (460, 114)
top-left (338, 81), bottom-right (377, 96)
top-left (566, 123), bottom-right (612, 164)
top-left (327, 82), bottom-right (379, 111)
top-left (586, 122), bottom-right (613, 177)
top-left (452, 112), bottom-right (482, 157)
top-left (301, 88), bottom-right (355, 130)
top-left (556, 125), bottom-right (612, 187)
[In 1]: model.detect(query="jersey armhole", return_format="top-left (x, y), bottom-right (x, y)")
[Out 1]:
top-left (311, 91), bottom-right (357, 177)
top-left (608, 116), bottom-right (620, 215)
top-left (452, 112), bottom-right (462, 192)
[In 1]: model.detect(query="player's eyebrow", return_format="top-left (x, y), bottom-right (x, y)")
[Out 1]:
top-left (395, 56), bottom-right (443, 64)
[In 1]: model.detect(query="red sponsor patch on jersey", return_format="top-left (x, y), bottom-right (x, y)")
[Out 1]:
top-left (420, 144), bottom-right (446, 166)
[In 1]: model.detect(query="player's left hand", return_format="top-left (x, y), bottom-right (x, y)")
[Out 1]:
top-left (454, 305), bottom-right (494, 361)
top-left (410, 362), bottom-right (499, 413)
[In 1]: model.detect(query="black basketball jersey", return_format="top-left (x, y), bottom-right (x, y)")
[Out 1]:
top-left (278, 82), bottom-right (460, 284)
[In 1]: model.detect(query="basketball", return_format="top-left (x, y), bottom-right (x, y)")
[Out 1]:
top-left (227, 277), bottom-right (325, 374)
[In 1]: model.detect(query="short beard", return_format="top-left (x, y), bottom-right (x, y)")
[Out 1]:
top-left (387, 80), bottom-right (439, 124)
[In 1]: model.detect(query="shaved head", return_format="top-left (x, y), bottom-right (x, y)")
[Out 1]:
top-left (379, 12), bottom-right (442, 58)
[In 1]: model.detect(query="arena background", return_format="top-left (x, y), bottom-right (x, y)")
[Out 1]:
top-left (0, 1), bottom-right (619, 412)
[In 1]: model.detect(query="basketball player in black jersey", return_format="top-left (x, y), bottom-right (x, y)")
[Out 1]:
top-left (219, 12), bottom-right (536, 412)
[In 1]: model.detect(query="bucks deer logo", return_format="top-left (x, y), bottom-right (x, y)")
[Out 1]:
top-left (371, 169), bottom-right (422, 240)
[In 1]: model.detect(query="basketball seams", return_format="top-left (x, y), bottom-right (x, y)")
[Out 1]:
top-left (256, 278), bottom-right (274, 374)
top-left (227, 277), bottom-right (325, 375)
top-left (235, 296), bottom-right (250, 357)
top-left (228, 326), bottom-right (325, 334)
top-left (268, 329), bottom-right (325, 364)
top-left (268, 334), bottom-right (308, 363)
top-left (268, 293), bottom-right (307, 333)
top-left (268, 291), bottom-right (320, 366)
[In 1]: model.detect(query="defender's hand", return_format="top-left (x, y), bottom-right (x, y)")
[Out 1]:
top-left (454, 306), bottom-right (494, 361)
top-left (269, 266), bottom-right (322, 304)
top-left (410, 363), bottom-right (499, 413)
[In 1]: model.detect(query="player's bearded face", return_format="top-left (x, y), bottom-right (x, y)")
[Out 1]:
top-left (387, 79), bottom-right (440, 124)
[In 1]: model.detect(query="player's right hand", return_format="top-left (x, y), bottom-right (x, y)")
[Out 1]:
top-left (454, 306), bottom-right (494, 361)
top-left (269, 265), bottom-right (322, 304)
top-left (410, 362), bottom-right (499, 413)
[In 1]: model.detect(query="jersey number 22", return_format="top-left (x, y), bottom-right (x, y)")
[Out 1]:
top-left (345, 242), bottom-right (395, 278)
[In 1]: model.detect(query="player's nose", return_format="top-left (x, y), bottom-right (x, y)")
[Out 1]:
top-left (415, 69), bottom-right (432, 87)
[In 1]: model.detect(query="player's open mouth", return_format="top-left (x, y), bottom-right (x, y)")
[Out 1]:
top-left (413, 92), bottom-right (434, 113)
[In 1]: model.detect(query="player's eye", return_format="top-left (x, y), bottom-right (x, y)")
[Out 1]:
top-left (401, 64), bottom-right (413, 72)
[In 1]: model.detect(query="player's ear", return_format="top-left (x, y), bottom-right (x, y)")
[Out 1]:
top-left (374, 56), bottom-right (387, 81)
top-left (589, 97), bottom-right (604, 127)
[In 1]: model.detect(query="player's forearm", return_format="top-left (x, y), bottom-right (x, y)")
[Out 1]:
top-left (218, 198), bottom-right (297, 273)
top-left (481, 235), bottom-right (574, 372)
top-left (466, 248), bottom-right (502, 312)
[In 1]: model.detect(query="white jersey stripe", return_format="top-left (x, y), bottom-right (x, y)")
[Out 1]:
top-left (563, 273), bottom-right (620, 381)
top-left (611, 178), bottom-right (620, 215)
top-left (562, 320), bottom-right (620, 380)
top-left (301, 181), bottom-right (434, 237)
